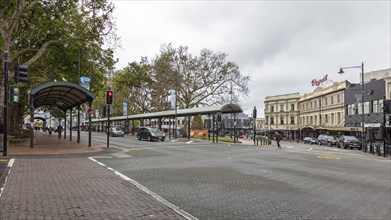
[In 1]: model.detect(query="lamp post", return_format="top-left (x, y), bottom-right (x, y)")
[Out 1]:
top-left (253, 106), bottom-right (257, 145)
top-left (338, 62), bottom-right (365, 152)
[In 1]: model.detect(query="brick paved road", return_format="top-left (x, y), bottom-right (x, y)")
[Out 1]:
top-left (0, 157), bottom-right (188, 220)
top-left (92, 136), bottom-right (391, 220)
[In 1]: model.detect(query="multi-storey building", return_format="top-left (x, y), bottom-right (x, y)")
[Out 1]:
top-left (345, 79), bottom-right (385, 128)
top-left (264, 93), bottom-right (300, 140)
top-left (363, 68), bottom-right (391, 83)
top-left (298, 81), bottom-right (348, 138)
top-left (262, 68), bottom-right (390, 142)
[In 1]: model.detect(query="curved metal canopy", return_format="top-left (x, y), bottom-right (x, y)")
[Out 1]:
top-left (92, 103), bottom-right (243, 122)
top-left (31, 81), bottom-right (96, 111)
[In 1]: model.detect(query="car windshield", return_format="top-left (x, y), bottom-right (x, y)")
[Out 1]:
top-left (113, 127), bottom-right (121, 131)
top-left (344, 136), bottom-right (358, 141)
top-left (149, 127), bottom-right (162, 133)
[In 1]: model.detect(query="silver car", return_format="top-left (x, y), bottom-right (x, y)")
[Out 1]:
top-left (108, 127), bottom-right (125, 137)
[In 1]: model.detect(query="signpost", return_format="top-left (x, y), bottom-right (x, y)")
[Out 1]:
top-left (87, 108), bottom-right (93, 147)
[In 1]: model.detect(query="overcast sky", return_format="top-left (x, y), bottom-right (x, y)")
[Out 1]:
top-left (110, 0), bottom-right (391, 117)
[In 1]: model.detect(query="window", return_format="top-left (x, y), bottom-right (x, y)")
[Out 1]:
top-left (364, 102), bottom-right (370, 114)
top-left (314, 100), bottom-right (317, 108)
top-left (271, 106), bottom-right (274, 112)
top-left (325, 97), bottom-right (328, 105)
top-left (337, 95), bottom-right (341, 103)
top-left (291, 104), bottom-right (295, 111)
top-left (331, 113), bottom-right (335, 124)
top-left (290, 116), bottom-right (295, 124)
top-left (271, 117), bottom-right (274, 124)
top-left (265, 116), bottom-right (269, 125)
top-left (357, 103), bottom-right (362, 114)
top-left (337, 113), bottom-right (341, 124)
top-left (280, 116), bottom-right (284, 125)
top-left (280, 104), bottom-right (284, 112)
top-left (331, 96), bottom-right (334, 105)
top-left (325, 115), bottom-right (329, 124)
top-left (373, 99), bottom-right (383, 113)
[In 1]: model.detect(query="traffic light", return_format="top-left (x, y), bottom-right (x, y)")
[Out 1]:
top-left (253, 106), bottom-right (257, 118)
top-left (11, 87), bottom-right (19, 103)
top-left (103, 106), bottom-right (107, 117)
top-left (106, 90), bottom-right (114, 105)
top-left (14, 63), bottom-right (29, 83)
top-left (217, 113), bottom-right (222, 122)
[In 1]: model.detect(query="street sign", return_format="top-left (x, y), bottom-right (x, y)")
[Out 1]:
top-left (87, 108), bottom-right (93, 116)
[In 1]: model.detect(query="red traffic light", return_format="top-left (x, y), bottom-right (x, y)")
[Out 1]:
top-left (106, 90), bottom-right (114, 105)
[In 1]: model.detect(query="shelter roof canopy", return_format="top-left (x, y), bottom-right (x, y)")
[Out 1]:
top-left (31, 82), bottom-right (96, 111)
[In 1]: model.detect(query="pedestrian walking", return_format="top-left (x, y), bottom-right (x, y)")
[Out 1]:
top-left (56, 124), bottom-right (63, 140)
top-left (275, 132), bottom-right (281, 149)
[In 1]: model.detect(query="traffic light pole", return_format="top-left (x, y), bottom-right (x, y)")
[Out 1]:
top-left (107, 105), bottom-right (110, 148)
top-left (2, 52), bottom-right (9, 156)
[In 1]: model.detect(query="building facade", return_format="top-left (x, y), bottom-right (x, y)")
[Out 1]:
top-left (264, 93), bottom-right (301, 139)
top-left (344, 79), bottom-right (385, 128)
top-left (298, 81), bottom-right (348, 138)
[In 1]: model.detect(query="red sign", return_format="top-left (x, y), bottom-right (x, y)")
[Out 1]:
top-left (311, 74), bottom-right (328, 86)
top-left (87, 108), bottom-right (93, 115)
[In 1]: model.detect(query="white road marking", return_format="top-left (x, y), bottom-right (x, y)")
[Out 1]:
top-left (88, 157), bottom-right (197, 220)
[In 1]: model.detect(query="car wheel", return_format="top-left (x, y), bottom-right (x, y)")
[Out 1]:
top-left (137, 135), bottom-right (141, 140)
top-left (148, 135), bottom-right (152, 142)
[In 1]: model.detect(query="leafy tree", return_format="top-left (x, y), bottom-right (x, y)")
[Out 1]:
top-left (0, 0), bottom-right (117, 132)
top-left (191, 115), bottom-right (204, 130)
top-left (112, 60), bottom-right (154, 115)
top-left (152, 43), bottom-right (250, 109)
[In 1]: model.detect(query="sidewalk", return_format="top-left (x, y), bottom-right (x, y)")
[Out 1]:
top-left (6, 131), bottom-right (104, 156)
top-left (0, 132), bottom-right (191, 220)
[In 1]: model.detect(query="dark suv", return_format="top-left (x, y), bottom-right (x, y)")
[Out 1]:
top-left (337, 135), bottom-right (362, 150)
top-left (317, 134), bottom-right (337, 147)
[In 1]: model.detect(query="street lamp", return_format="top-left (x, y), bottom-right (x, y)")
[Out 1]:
top-left (253, 106), bottom-right (257, 145)
top-left (338, 62), bottom-right (365, 152)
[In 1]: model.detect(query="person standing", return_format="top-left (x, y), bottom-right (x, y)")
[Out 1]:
top-left (275, 132), bottom-right (282, 149)
top-left (56, 124), bottom-right (63, 140)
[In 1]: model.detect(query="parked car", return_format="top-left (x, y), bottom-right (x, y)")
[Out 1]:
top-left (317, 134), bottom-right (337, 147)
top-left (108, 127), bottom-right (125, 137)
top-left (137, 127), bottom-right (165, 141)
top-left (303, 137), bottom-right (318, 145)
top-left (337, 135), bottom-right (362, 150)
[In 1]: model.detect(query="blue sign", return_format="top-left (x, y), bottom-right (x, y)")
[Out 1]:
top-left (80, 76), bottom-right (90, 90)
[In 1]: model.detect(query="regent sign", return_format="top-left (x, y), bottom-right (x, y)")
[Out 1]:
top-left (311, 74), bottom-right (328, 86)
